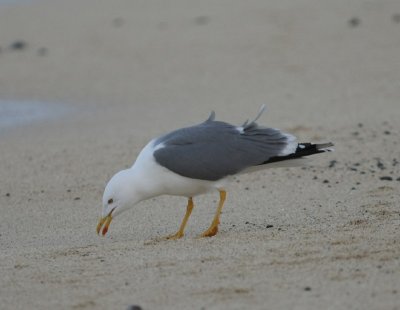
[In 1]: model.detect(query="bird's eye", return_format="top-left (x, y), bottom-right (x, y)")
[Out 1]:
top-left (108, 198), bottom-right (113, 204)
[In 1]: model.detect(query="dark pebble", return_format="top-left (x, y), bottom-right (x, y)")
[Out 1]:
top-left (266, 224), bottom-right (273, 228)
top-left (384, 130), bottom-right (391, 135)
top-left (244, 187), bottom-right (249, 190)
top-left (10, 40), bottom-right (27, 51)
top-left (304, 287), bottom-right (312, 291)
top-left (328, 160), bottom-right (337, 168)
top-left (348, 17), bottom-right (361, 27)
top-left (323, 179), bottom-right (329, 184)
top-left (74, 197), bottom-right (81, 200)
top-left (380, 176), bottom-right (393, 181)
top-left (376, 159), bottom-right (385, 170)
top-left (67, 189), bottom-right (71, 192)
top-left (397, 177), bottom-right (400, 181)
top-left (127, 305), bottom-right (142, 310)
top-left (351, 187), bottom-right (356, 190)
top-left (392, 14), bottom-right (400, 23)
top-left (352, 131), bottom-right (359, 136)
top-left (6, 193), bottom-right (10, 197)
top-left (313, 176), bottom-right (318, 180)
top-left (357, 123), bottom-right (363, 128)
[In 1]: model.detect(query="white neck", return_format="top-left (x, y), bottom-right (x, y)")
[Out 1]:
top-left (127, 140), bottom-right (165, 200)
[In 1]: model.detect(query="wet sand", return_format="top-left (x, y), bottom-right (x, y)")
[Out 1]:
top-left (0, 0), bottom-right (399, 309)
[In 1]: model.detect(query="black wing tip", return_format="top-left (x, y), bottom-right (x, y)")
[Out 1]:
top-left (315, 142), bottom-right (334, 151)
top-left (260, 142), bottom-right (334, 165)
top-left (297, 142), bottom-right (334, 154)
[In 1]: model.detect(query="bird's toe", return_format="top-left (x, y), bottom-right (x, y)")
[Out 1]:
top-left (198, 225), bottom-right (218, 238)
top-left (165, 232), bottom-right (184, 240)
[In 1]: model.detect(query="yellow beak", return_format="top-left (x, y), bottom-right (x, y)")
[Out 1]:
top-left (96, 214), bottom-right (113, 236)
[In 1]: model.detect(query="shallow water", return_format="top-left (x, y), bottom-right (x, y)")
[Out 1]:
top-left (0, 100), bottom-right (69, 130)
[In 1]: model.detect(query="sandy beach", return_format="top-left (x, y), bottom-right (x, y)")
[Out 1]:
top-left (1, 0), bottom-right (400, 309)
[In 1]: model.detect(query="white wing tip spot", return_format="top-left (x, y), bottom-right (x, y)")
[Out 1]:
top-left (236, 126), bottom-right (245, 134)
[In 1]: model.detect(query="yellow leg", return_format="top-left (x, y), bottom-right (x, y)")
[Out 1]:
top-left (166, 197), bottom-right (194, 240)
top-left (199, 190), bottom-right (226, 238)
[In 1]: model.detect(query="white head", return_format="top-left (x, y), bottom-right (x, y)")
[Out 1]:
top-left (97, 169), bottom-right (142, 236)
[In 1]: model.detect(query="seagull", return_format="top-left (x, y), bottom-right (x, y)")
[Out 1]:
top-left (97, 106), bottom-right (333, 239)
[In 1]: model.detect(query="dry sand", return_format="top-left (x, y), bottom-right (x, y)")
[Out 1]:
top-left (1, 0), bottom-right (400, 309)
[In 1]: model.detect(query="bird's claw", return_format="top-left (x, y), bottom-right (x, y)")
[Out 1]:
top-left (198, 225), bottom-right (218, 238)
top-left (164, 232), bottom-right (184, 240)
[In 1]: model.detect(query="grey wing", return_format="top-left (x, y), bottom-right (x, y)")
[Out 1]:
top-left (153, 120), bottom-right (296, 181)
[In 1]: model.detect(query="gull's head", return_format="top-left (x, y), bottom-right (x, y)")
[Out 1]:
top-left (97, 169), bottom-right (138, 236)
